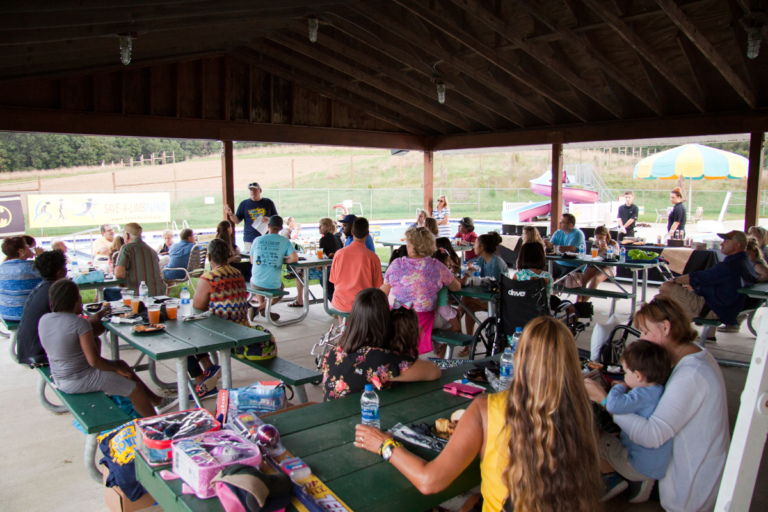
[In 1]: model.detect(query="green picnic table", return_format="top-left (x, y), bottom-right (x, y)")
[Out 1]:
top-left (76, 276), bottom-right (125, 301)
top-left (379, 239), bottom-right (475, 259)
top-left (135, 362), bottom-right (489, 512)
top-left (104, 303), bottom-right (271, 411)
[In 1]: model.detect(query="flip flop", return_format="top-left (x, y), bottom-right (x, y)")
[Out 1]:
top-left (458, 347), bottom-right (471, 357)
top-left (288, 301), bottom-right (303, 308)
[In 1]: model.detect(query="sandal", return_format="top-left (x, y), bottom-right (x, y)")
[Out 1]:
top-left (458, 347), bottom-right (471, 357)
top-left (287, 300), bottom-right (304, 308)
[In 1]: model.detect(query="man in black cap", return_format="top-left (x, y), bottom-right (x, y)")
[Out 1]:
top-left (339, 214), bottom-right (375, 253)
top-left (224, 182), bottom-right (278, 253)
top-left (454, 216), bottom-right (478, 260)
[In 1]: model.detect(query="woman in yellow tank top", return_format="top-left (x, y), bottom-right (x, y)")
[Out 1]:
top-left (354, 317), bottom-right (602, 512)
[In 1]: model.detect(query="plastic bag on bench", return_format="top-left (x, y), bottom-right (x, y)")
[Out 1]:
top-left (227, 381), bottom-right (287, 416)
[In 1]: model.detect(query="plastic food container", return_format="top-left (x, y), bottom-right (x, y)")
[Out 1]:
top-left (172, 430), bottom-right (262, 499)
top-left (135, 408), bottom-right (220, 466)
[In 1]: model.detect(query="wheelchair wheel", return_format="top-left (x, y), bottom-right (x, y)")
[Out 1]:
top-left (471, 317), bottom-right (500, 360)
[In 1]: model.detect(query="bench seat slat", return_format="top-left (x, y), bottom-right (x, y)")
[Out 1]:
top-left (232, 354), bottom-right (320, 386)
top-left (432, 329), bottom-right (473, 347)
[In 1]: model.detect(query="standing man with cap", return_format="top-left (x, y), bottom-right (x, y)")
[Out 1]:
top-left (658, 230), bottom-right (757, 333)
top-left (617, 191), bottom-right (639, 240)
top-left (454, 217), bottom-right (478, 260)
top-left (340, 214), bottom-right (376, 253)
top-left (250, 216), bottom-right (299, 321)
top-left (224, 182), bottom-right (278, 253)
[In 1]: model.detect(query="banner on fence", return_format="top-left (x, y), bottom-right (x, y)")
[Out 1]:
top-left (27, 193), bottom-right (171, 228)
top-left (0, 195), bottom-right (26, 236)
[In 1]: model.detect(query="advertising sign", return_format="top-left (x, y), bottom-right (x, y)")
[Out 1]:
top-left (0, 195), bottom-right (26, 236)
top-left (28, 193), bottom-right (171, 229)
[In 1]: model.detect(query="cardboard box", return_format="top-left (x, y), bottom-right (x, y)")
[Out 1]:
top-left (103, 468), bottom-right (162, 512)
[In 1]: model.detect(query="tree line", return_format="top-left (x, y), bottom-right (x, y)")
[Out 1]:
top-left (0, 133), bottom-right (261, 172)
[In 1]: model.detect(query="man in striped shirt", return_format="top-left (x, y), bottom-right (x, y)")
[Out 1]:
top-left (115, 223), bottom-right (165, 296)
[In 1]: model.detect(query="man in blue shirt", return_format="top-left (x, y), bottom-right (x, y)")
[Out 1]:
top-left (659, 230), bottom-right (757, 330)
top-left (340, 214), bottom-right (376, 253)
top-left (224, 182), bottom-right (278, 253)
top-left (163, 228), bottom-right (196, 280)
top-left (250, 215), bottom-right (299, 322)
top-left (545, 213), bottom-right (585, 279)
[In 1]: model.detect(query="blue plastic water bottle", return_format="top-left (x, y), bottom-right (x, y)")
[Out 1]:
top-left (361, 384), bottom-right (380, 429)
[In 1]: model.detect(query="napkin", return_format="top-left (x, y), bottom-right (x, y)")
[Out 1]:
top-left (183, 311), bottom-right (212, 322)
top-left (109, 315), bottom-right (142, 324)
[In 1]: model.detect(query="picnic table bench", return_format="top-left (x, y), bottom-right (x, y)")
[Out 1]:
top-left (431, 329), bottom-right (473, 358)
top-left (2, 318), bottom-right (19, 362)
top-left (231, 354), bottom-right (321, 404)
top-left (36, 366), bottom-right (132, 483)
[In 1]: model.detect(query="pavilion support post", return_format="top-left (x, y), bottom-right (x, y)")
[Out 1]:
top-left (550, 143), bottom-right (564, 235)
top-left (221, 140), bottom-right (235, 228)
top-left (424, 150), bottom-right (434, 214)
top-left (745, 132), bottom-right (765, 231)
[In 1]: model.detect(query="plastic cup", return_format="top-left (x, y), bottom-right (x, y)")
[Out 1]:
top-left (122, 290), bottom-right (134, 307)
top-left (131, 297), bottom-right (141, 314)
top-left (147, 305), bottom-right (161, 324)
top-left (165, 301), bottom-right (178, 320)
top-left (316, 248), bottom-right (324, 259)
top-left (591, 247), bottom-right (599, 258)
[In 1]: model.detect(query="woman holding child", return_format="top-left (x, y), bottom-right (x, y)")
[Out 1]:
top-left (322, 288), bottom-right (441, 401)
top-left (585, 296), bottom-right (729, 511)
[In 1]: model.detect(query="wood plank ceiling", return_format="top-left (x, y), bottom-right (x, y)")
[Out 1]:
top-left (0, 0), bottom-right (765, 150)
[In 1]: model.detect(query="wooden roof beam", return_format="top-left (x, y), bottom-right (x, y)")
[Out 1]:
top-left (244, 42), bottom-right (451, 134)
top-left (581, 0), bottom-right (707, 112)
top-left (235, 49), bottom-right (431, 136)
top-left (323, 13), bottom-right (521, 128)
top-left (654, 0), bottom-right (756, 108)
top-left (446, 0), bottom-right (623, 119)
top-left (266, 31), bottom-right (475, 132)
top-left (348, 1), bottom-right (556, 125)
top-left (287, 23), bottom-right (502, 131)
top-left (391, 0), bottom-right (590, 123)
top-left (515, 0), bottom-right (663, 116)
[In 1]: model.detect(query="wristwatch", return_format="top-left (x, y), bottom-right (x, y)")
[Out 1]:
top-left (380, 438), bottom-right (403, 462)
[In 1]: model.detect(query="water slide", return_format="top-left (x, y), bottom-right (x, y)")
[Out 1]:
top-left (502, 172), bottom-right (600, 224)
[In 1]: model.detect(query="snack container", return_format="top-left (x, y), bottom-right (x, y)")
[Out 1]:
top-left (135, 408), bottom-right (220, 466)
top-left (172, 430), bottom-right (262, 499)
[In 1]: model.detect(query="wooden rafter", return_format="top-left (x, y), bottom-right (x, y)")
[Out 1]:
top-left (244, 42), bottom-right (451, 134)
top-left (445, 0), bottom-right (624, 119)
top-left (581, 0), bottom-right (707, 112)
top-left (348, 1), bottom-right (557, 125)
top-left (265, 31), bottom-right (475, 132)
top-left (391, 0), bottom-right (590, 122)
top-left (654, 0), bottom-right (756, 108)
top-left (515, 0), bottom-right (664, 116)
top-left (322, 13), bottom-right (517, 128)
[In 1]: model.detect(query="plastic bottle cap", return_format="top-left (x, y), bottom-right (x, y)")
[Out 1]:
top-left (364, 384), bottom-right (373, 392)
top-left (515, 327), bottom-right (522, 333)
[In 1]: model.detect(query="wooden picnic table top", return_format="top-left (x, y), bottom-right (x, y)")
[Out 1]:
top-left (103, 305), bottom-right (271, 360)
top-left (135, 361), bottom-right (490, 512)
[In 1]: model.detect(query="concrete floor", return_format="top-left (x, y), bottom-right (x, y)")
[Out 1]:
top-left (2, 281), bottom-right (766, 512)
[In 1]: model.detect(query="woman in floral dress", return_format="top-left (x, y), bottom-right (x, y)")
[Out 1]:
top-left (322, 288), bottom-right (441, 401)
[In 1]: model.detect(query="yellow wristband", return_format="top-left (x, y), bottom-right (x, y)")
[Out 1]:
top-left (378, 437), bottom-right (402, 456)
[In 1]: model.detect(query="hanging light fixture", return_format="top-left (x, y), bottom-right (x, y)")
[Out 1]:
top-left (435, 80), bottom-right (446, 104)
top-left (118, 35), bottom-right (133, 65)
top-left (308, 17), bottom-right (319, 43)
top-left (747, 26), bottom-right (763, 59)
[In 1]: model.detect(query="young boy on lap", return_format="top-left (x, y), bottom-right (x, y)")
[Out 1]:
top-left (39, 279), bottom-right (175, 417)
top-left (600, 340), bottom-right (672, 503)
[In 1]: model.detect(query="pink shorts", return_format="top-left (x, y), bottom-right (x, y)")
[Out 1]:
top-left (416, 310), bottom-right (436, 355)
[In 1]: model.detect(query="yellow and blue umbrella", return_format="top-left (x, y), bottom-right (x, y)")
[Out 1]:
top-left (634, 143), bottom-right (748, 180)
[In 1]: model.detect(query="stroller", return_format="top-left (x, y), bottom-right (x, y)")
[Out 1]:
top-left (470, 274), bottom-right (586, 359)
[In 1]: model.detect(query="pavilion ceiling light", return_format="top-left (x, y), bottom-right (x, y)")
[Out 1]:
top-left (747, 26), bottom-right (763, 59)
top-left (308, 17), bottom-right (319, 43)
top-left (118, 35), bottom-right (133, 65)
top-left (435, 80), bottom-right (446, 104)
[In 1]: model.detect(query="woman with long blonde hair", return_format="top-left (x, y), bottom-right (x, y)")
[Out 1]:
top-left (354, 316), bottom-right (602, 512)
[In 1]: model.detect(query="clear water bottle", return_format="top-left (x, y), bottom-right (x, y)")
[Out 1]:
top-left (138, 281), bottom-right (148, 302)
top-left (509, 327), bottom-right (522, 353)
top-left (179, 287), bottom-right (191, 318)
top-left (619, 246), bottom-right (626, 263)
top-left (499, 347), bottom-right (514, 389)
top-left (578, 243), bottom-right (586, 258)
top-left (71, 260), bottom-right (79, 274)
top-left (361, 384), bottom-right (380, 428)
top-left (606, 244), bottom-right (614, 260)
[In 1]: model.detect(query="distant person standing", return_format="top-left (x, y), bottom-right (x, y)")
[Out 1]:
top-left (666, 187), bottom-right (686, 239)
top-left (431, 195), bottom-right (451, 237)
top-left (224, 182), bottom-right (278, 253)
top-left (617, 191), bottom-right (639, 239)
